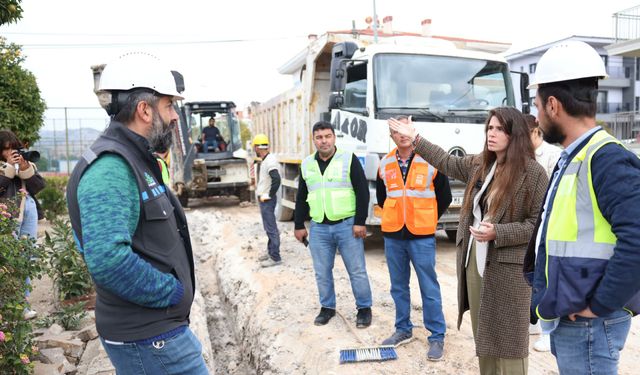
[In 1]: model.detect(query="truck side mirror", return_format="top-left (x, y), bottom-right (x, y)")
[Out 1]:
top-left (329, 42), bottom-right (358, 92)
top-left (520, 73), bottom-right (530, 114)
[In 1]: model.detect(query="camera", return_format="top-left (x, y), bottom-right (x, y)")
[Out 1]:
top-left (17, 149), bottom-right (40, 163)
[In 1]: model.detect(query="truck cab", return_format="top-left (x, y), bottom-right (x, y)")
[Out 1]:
top-left (326, 39), bottom-right (528, 239)
top-left (171, 101), bottom-right (251, 207)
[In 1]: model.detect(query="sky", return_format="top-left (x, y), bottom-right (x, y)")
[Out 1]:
top-left (1, 0), bottom-right (639, 130)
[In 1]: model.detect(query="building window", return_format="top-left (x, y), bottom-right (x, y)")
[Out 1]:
top-left (636, 97), bottom-right (639, 111)
top-left (636, 58), bottom-right (640, 80)
top-left (600, 55), bottom-right (608, 67)
top-left (596, 91), bottom-right (608, 113)
top-left (529, 63), bottom-right (537, 74)
top-left (520, 66), bottom-right (524, 72)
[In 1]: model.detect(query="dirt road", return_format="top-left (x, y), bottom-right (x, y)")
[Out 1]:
top-left (187, 198), bottom-right (640, 375)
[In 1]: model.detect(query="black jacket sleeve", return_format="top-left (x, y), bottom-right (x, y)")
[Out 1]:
top-left (434, 171), bottom-right (452, 219)
top-left (268, 169), bottom-right (281, 198)
top-left (376, 172), bottom-right (386, 209)
top-left (350, 154), bottom-right (369, 226)
top-left (294, 167), bottom-right (309, 230)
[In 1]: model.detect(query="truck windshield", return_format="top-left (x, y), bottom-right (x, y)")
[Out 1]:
top-left (374, 54), bottom-right (513, 113)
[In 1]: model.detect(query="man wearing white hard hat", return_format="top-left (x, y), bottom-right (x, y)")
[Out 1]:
top-left (66, 53), bottom-right (208, 374)
top-left (523, 41), bottom-right (640, 374)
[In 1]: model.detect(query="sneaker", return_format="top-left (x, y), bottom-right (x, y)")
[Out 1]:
top-left (427, 341), bottom-right (444, 361)
top-left (314, 307), bottom-right (336, 326)
top-left (533, 334), bottom-right (551, 352)
top-left (381, 331), bottom-right (413, 347)
top-left (529, 322), bottom-right (541, 335)
top-left (258, 254), bottom-right (270, 262)
top-left (356, 307), bottom-right (372, 328)
top-left (260, 258), bottom-right (282, 268)
top-left (23, 309), bottom-right (37, 320)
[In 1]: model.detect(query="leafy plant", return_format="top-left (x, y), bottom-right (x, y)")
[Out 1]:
top-left (0, 199), bottom-right (46, 374)
top-left (0, 35), bottom-right (46, 146)
top-left (38, 186), bottom-right (67, 222)
top-left (0, 1), bottom-right (23, 26)
top-left (52, 302), bottom-right (87, 331)
top-left (44, 218), bottom-right (93, 301)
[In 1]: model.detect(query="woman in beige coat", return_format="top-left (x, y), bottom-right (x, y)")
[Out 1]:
top-left (389, 107), bottom-right (548, 374)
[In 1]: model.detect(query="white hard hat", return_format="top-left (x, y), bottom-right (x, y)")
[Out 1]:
top-left (528, 41), bottom-right (608, 89)
top-left (98, 52), bottom-right (184, 99)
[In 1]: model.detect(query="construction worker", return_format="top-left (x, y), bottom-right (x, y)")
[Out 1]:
top-left (523, 40), bottom-right (640, 374)
top-left (253, 133), bottom-right (282, 267)
top-left (66, 53), bottom-right (208, 374)
top-left (294, 121), bottom-right (373, 328)
top-left (377, 116), bottom-right (452, 361)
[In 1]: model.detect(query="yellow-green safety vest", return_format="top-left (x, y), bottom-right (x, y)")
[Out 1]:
top-left (301, 149), bottom-right (355, 223)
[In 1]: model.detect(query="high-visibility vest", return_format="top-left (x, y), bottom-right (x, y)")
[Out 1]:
top-left (301, 149), bottom-right (355, 223)
top-left (156, 157), bottom-right (170, 186)
top-left (537, 130), bottom-right (636, 319)
top-left (379, 149), bottom-right (438, 235)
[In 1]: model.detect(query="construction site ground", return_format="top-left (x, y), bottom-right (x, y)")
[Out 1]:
top-left (31, 197), bottom-right (640, 374)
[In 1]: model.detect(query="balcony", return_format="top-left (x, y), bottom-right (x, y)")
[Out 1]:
top-left (597, 102), bottom-right (632, 114)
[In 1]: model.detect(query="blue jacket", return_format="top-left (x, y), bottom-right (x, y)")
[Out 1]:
top-left (524, 131), bottom-right (640, 319)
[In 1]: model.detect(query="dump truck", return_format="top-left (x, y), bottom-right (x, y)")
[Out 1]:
top-left (253, 28), bottom-right (530, 240)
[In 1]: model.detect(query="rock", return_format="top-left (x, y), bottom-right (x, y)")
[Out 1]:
top-left (33, 361), bottom-right (64, 375)
top-left (47, 324), bottom-right (65, 335)
top-left (76, 325), bottom-right (99, 342)
top-left (36, 334), bottom-right (85, 359)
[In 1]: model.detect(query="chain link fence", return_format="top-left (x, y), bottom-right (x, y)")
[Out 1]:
top-left (32, 107), bottom-right (108, 174)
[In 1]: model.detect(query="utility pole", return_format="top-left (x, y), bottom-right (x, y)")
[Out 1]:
top-left (372, 0), bottom-right (378, 43)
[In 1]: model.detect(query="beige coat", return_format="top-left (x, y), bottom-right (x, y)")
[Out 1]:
top-left (415, 137), bottom-right (548, 358)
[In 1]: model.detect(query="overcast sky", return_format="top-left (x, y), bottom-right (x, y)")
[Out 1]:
top-left (1, 0), bottom-right (639, 128)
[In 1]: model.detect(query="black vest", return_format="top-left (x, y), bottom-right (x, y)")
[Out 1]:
top-left (67, 121), bottom-right (195, 341)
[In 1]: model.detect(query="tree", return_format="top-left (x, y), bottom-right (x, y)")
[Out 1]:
top-left (0, 0), bottom-right (22, 25)
top-left (240, 119), bottom-right (252, 149)
top-left (0, 36), bottom-right (46, 145)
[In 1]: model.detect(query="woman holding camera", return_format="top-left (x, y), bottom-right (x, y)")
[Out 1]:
top-left (0, 129), bottom-right (45, 238)
top-left (0, 129), bottom-right (45, 319)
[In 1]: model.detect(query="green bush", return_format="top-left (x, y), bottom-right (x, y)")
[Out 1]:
top-left (39, 176), bottom-right (68, 221)
top-left (0, 199), bottom-right (47, 374)
top-left (44, 218), bottom-right (93, 301)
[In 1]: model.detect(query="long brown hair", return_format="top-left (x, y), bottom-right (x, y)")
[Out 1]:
top-left (462, 107), bottom-right (534, 218)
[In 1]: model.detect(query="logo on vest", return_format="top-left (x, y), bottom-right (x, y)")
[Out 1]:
top-left (415, 174), bottom-right (424, 185)
top-left (144, 172), bottom-right (157, 188)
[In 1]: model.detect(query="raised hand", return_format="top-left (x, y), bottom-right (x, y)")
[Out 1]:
top-left (387, 116), bottom-right (417, 141)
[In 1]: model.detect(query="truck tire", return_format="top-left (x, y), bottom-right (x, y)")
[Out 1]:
top-left (178, 193), bottom-right (189, 208)
top-left (445, 230), bottom-right (457, 242)
top-left (238, 188), bottom-right (251, 203)
top-left (275, 187), bottom-right (293, 221)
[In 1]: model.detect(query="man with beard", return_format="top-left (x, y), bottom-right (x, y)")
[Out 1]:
top-left (66, 53), bottom-right (208, 374)
top-left (524, 41), bottom-right (640, 375)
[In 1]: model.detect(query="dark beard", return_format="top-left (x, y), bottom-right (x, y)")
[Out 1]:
top-left (542, 118), bottom-right (565, 145)
top-left (148, 111), bottom-right (175, 153)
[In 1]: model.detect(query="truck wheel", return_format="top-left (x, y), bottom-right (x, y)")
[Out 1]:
top-left (178, 193), bottom-right (189, 208)
top-left (238, 188), bottom-right (251, 203)
top-left (445, 230), bottom-right (457, 242)
top-left (275, 188), bottom-right (293, 221)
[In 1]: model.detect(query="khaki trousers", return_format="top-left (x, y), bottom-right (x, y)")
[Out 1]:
top-left (466, 241), bottom-right (528, 375)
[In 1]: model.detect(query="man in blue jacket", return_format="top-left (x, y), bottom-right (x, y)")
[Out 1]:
top-left (524, 41), bottom-right (640, 374)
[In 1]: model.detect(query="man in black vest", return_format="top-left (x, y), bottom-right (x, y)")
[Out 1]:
top-left (66, 53), bottom-right (208, 374)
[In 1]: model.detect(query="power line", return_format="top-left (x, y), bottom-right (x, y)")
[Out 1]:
top-left (10, 35), bottom-right (308, 49)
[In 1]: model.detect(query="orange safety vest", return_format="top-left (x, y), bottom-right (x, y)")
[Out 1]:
top-left (379, 149), bottom-right (438, 235)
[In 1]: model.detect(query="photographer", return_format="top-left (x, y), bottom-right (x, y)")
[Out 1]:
top-left (0, 129), bottom-right (45, 319)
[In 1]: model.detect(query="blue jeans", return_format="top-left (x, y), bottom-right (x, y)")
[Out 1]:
top-left (19, 195), bottom-right (38, 239)
top-left (259, 198), bottom-right (280, 261)
top-left (309, 217), bottom-right (372, 309)
top-left (100, 327), bottom-right (208, 375)
top-left (19, 195), bottom-right (37, 299)
top-left (204, 139), bottom-right (218, 152)
top-left (384, 236), bottom-right (445, 342)
top-left (551, 310), bottom-right (631, 375)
